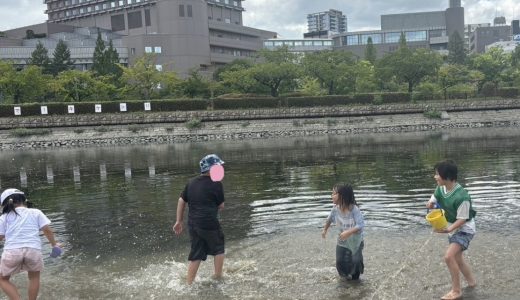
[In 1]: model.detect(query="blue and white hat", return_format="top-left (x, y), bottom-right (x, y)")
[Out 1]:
top-left (200, 154), bottom-right (224, 173)
top-left (1, 188), bottom-right (25, 205)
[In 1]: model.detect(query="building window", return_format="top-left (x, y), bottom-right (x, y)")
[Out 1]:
top-left (111, 2), bottom-right (116, 8)
top-left (119, 0), bottom-right (124, 6)
top-left (225, 18), bottom-right (230, 23)
top-left (155, 65), bottom-right (162, 71)
top-left (294, 41), bottom-right (303, 46)
top-left (131, 48), bottom-right (136, 55)
top-left (145, 9), bottom-right (151, 26)
top-left (179, 5), bottom-right (185, 17)
top-left (154, 46), bottom-right (162, 53)
top-left (187, 5), bottom-right (192, 17)
top-left (234, 1), bottom-right (238, 6)
top-left (95, 5), bottom-right (100, 11)
top-left (384, 32), bottom-right (401, 43)
top-left (111, 14), bottom-right (125, 31)
top-left (405, 30), bottom-right (427, 42)
top-left (128, 11), bottom-right (143, 29)
top-left (360, 33), bottom-right (382, 44)
top-left (345, 35), bottom-right (359, 45)
top-left (145, 47), bottom-right (153, 53)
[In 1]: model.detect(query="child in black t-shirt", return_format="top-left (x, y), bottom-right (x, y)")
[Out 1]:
top-left (173, 154), bottom-right (225, 285)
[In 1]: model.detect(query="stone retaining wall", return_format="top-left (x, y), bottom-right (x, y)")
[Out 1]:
top-left (1, 105), bottom-right (519, 150)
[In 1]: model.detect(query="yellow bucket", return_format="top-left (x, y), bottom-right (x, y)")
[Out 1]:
top-left (426, 209), bottom-right (448, 230)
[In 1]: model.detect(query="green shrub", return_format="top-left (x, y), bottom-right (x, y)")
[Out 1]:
top-left (213, 97), bottom-right (280, 109)
top-left (423, 110), bottom-right (442, 119)
top-left (185, 118), bottom-right (203, 130)
top-left (352, 93), bottom-right (375, 104)
top-left (9, 128), bottom-right (52, 137)
top-left (381, 92), bottom-right (411, 103)
top-left (497, 87), bottom-right (519, 98)
top-left (285, 96), bottom-right (352, 107)
top-left (481, 82), bottom-right (496, 97)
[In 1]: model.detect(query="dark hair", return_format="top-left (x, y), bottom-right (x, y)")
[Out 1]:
top-left (333, 183), bottom-right (357, 209)
top-left (435, 160), bottom-right (458, 181)
top-left (1, 193), bottom-right (29, 215)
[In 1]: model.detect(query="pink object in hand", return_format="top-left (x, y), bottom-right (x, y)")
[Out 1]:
top-left (209, 164), bottom-right (225, 182)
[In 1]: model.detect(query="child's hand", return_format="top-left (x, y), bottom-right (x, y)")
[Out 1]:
top-left (173, 222), bottom-right (183, 236)
top-left (339, 231), bottom-right (350, 241)
top-left (426, 202), bottom-right (436, 209)
top-left (321, 229), bottom-right (327, 239)
top-left (50, 244), bottom-right (63, 258)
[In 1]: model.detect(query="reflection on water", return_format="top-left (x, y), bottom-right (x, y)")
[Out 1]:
top-left (0, 127), bottom-right (519, 299)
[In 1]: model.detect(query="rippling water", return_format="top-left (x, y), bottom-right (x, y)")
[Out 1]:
top-left (0, 127), bottom-right (519, 299)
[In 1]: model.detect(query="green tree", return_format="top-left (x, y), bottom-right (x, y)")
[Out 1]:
top-left (28, 41), bottom-right (51, 74)
top-left (249, 46), bottom-right (301, 97)
top-left (51, 70), bottom-right (116, 102)
top-left (50, 39), bottom-right (74, 76)
top-left (364, 37), bottom-right (377, 64)
top-left (105, 40), bottom-right (122, 78)
top-left (471, 47), bottom-right (509, 90)
top-left (378, 48), bottom-right (442, 93)
top-left (177, 70), bottom-right (211, 98)
top-left (511, 44), bottom-right (520, 68)
top-left (213, 59), bottom-right (253, 81)
top-left (447, 31), bottom-right (466, 65)
top-left (301, 50), bottom-right (355, 95)
top-left (0, 62), bottom-right (50, 103)
top-left (121, 54), bottom-right (163, 99)
top-left (91, 31), bottom-right (107, 75)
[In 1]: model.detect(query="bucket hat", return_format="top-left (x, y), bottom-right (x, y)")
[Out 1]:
top-left (200, 154), bottom-right (224, 173)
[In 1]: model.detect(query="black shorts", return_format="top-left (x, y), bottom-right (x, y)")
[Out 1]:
top-left (188, 226), bottom-right (225, 261)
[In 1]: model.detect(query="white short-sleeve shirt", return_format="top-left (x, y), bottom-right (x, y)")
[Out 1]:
top-left (0, 207), bottom-right (51, 250)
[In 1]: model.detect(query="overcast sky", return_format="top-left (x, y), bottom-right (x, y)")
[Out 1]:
top-left (1, 0), bottom-right (520, 37)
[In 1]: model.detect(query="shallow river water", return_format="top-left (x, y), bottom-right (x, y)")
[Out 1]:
top-left (0, 127), bottom-right (519, 299)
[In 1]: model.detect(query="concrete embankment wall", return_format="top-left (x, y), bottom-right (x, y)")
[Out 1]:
top-left (1, 99), bottom-right (519, 150)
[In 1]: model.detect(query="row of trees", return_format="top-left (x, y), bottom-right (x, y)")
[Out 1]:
top-left (1, 31), bottom-right (520, 104)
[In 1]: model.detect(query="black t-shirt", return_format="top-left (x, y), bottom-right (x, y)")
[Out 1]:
top-left (181, 175), bottom-right (225, 230)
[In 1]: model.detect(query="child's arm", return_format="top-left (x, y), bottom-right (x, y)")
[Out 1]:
top-left (41, 225), bottom-right (58, 247)
top-left (173, 197), bottom-right (187, 236)
top-left (322, 219), bottom-right (332, 239)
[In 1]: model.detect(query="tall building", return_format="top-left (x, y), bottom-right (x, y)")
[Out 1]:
top-left (465, 23), bottom-right (491, 49)
top-left (304, 9), bottom-right (346, 39)
top-left (1, 0), bottom-right (276, 76)
top-left (333, 0), bottom-right (464, 58)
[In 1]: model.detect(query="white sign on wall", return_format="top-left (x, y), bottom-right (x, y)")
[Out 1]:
top-left (40, 106), bottom-right (48, 115)
top-left (13, 107), bottom-right (21, 116)
top-left (144, 102), bottom-right (151, 111)
top-left (120, 103), bottom-right (127, 112)
top-left (68, 105), bottom-right (75, 114)
top-left (95, 104), bottom-right (102, 113)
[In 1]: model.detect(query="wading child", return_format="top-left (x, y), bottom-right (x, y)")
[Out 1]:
top-left (322, 183), bottom-right (365, 280)
top-left (427, 160), bottom-right (477, 300)
top-left (173, 154), bottom-right (225, 285)
top-left (0, 188), bottom-right (60, 300)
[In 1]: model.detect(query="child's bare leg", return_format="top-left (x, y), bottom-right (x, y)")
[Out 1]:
top-left (455, 251), bottom-right (476, 287)
top-left (213, 254), bottom-right (225, 279)
top-left (27, 271), bottom-right (40, 300)
top-left (187, 260), bottom-right (201, 285)
top-left (0, 276), bottom-right (21, 300)
top-left (442, 243), bottom-right (463, 299)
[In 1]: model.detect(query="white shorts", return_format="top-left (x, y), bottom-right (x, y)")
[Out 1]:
top-left (0, 248), bottom-right (43, 277)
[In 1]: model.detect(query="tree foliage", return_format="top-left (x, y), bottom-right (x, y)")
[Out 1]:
top-left (28, 41), bottom-right (51, 74)
top-left (50, 40), bottom-right (74, 76)
top-left (447, 31), bottom-right (466, 65)
top-left (302, 50), bottom-right (355, 95)
top-left (364, 37), bottom-right (377, 64)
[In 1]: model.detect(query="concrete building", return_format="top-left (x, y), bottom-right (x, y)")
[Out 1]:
top-left (465, 23), bottom-right (490, 48)
top-left (469, 22), bottom-right (511, 53)
top-left (1, 0), bottom-right (276, 76)
top-left (332, 0), bottom-right (464, 58)
top-left (304, 9), bottom-right (346, 39)
top-left (0, 23), bottom-right (128, 69)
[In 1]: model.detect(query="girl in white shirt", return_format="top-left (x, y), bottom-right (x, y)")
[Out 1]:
top-left (0, 188), bottom-right (60, 300)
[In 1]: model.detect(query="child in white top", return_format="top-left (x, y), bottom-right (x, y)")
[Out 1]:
top-left (0, 188), bottom-right (60, 300)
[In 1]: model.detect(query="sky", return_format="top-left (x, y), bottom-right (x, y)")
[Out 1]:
top-left (1, 0), bottom-right (520, 37)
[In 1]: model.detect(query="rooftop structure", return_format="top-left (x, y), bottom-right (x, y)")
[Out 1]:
top-left (305, 9), bottom-right (346, 39)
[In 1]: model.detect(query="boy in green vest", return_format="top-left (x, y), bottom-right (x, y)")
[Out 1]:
top-left (427, 160), bottom-right (477, 300)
